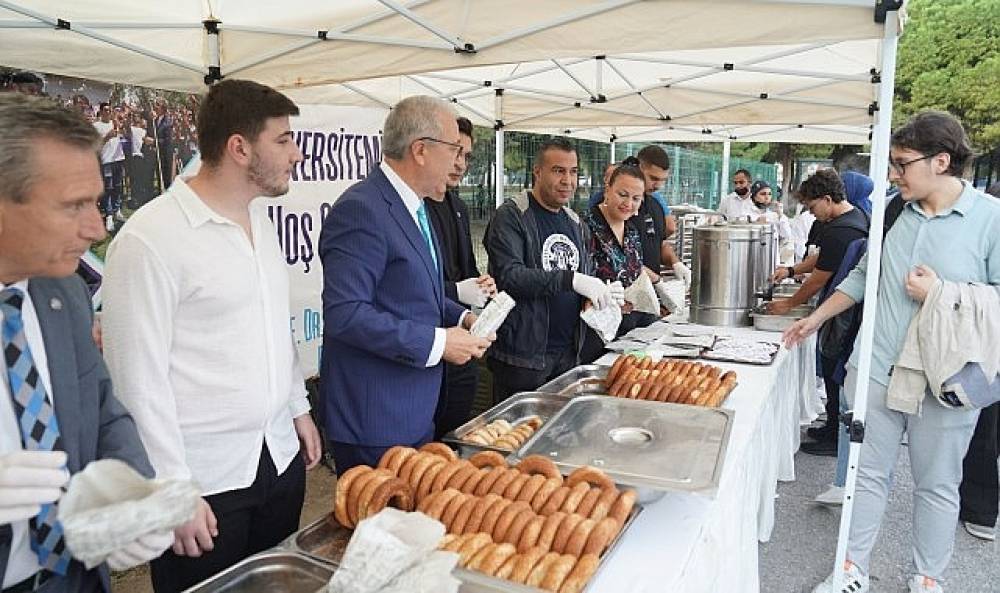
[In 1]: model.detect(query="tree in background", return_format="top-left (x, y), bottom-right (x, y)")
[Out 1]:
top-left (894, 0), bottom-right (1000, 149)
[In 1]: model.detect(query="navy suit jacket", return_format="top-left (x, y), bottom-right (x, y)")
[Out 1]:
top-left (0, 276), bottom-right (152, 592)
top-left (319, 167), bottom-right (466, 446)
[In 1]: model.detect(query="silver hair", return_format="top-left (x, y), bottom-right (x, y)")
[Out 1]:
top-left (0, 93), bottom-right (100, 203)
top-left (382, 95), bottom-right (457, 160)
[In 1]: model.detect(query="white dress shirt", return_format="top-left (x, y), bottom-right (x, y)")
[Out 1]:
top-left (0, 280), bottom-right (49, 587)
top-left (718, 191), bottom-right (759, 222)
top-left (379, 161), bottom-right (468, 367)
top-left (101, 178), bottom-right (310, 496)
top-left (92, 120), bottom-right (124, 164)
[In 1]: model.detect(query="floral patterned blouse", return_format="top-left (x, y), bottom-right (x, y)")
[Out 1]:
top-left (585, 205), bottom-right (644, 288)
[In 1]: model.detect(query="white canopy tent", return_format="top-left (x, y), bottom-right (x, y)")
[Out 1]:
top-left (1, 2), bottom-right (907, 590)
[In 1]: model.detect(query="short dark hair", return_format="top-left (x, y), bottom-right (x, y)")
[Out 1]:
top-left (456, 116), bottom-right (473, 139)
top-left (535, 137), bottom-right (576, 165)
top-left (734, 168), bottom-right (752, 180)
top-left (608, 164), bottom-right (645, 188)
top-left (890, 111), bottom-right (973, 177)
top-left (197, 79), bottom-right (300, 166)
top-left (797, 168), bottom-right (847, 204)
top-left (637, 144), bottom-right (670, 171)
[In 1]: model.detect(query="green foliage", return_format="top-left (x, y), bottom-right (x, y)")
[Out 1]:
top-left (895, 0), bottom-right (1000, 148)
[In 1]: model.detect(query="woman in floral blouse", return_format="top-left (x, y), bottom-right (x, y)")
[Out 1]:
top-left (580, 163), bottom-right (658, 361)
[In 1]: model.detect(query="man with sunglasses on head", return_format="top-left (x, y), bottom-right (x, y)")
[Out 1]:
top-left (785, 111), bottom-right (1000, 593)
top-left (320, 96), bottom-right (493, 474)
top-left (424, 116), bottom-right (496, 439)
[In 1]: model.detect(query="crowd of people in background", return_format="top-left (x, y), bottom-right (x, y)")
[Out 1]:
top-left (1, 70), bottom-right (201, 231)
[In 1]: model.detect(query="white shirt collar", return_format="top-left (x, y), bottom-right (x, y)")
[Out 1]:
top-left (0, 279), bottom-right (29, 294)
top-left (380, 161), bottom-right (423, 222)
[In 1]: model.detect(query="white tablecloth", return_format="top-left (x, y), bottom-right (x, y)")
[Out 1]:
top-left (590, 326), bottom-right (818, 593)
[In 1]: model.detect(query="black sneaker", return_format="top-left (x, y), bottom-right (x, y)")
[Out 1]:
top-left (806, 425), bottom-right (837, 442)
top-left (801, 438), bottom-right (838, 457)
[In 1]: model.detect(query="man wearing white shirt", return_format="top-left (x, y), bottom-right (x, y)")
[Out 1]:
top-left (101, 80), bottom-right (322, 593)
top-left (0, 93), bottom-right (170, 593)
top-left (718, 168), bottom-right (758, 222)
top-left (92, 103), bottom-right (126, 229)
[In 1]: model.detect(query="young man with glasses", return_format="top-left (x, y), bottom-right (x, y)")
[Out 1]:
top-left (319, 96), bottom-right (493, 474)
top-left (785, 111), bottom-right (1000, 593)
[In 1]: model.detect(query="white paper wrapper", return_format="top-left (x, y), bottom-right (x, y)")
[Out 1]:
top-left (470, 292), bottom-right (515, 338)
top-left (378, 550), bottom-right (460, 593)
top-left (60, 459), bottom-right (200, 569)
top-left (327, 508), bottom-right (451, 593)
top-left (624, 274), bottom-right (660, 316)
top-left (581, 303), bottom-right (622, 344)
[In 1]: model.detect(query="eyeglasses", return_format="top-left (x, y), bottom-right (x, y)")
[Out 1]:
top-left (889, 154), bottom-right (933, 176)
top-left (417, 136), bottom-right (465, 159)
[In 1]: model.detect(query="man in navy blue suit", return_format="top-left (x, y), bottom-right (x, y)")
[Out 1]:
top-left (319, 96), bottom-right (494, 474)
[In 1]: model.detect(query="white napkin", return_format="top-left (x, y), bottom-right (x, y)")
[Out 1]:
top-left (470, 292), bottom-right (516, 338)
top-left (624, 274), bottom-right (660, 316)
top-left (60, 459), bottom-right (200, 569)
top-left (327, 508), bottom-right (460, 593)
top-left (581, 303), bottom-right (622, 344)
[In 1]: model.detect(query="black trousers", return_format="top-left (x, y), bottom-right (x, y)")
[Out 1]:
top-left (328, 426), bottom-right (434, 476)
top-left (150, 444), bottom-right (306, 593)
top-left (819, 354), bottom-right (841, 434)
top-left (959, 401), bottom-right (1000, 527)
top-left (488, 348), bottom-right (576, 406)
top-left (433, 360), bottom-right (479, 440)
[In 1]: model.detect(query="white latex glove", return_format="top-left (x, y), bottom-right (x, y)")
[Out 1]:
top-left (0, 450), bottom-right (68, 524)
top-left (653, 281), bottom-right (680, 313)
top-left (672, 261), bottom-right (691, 290)
top-left (572, 273), bottom-right (613, 310)
top-left (455, 277), bottom-right (489, 308)
top-left (106, 530), bottom-right (175, 571)
top-left (609, 281), bottom-right (625, 306)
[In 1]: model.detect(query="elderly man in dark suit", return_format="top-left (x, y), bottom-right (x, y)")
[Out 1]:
top-left (0, 93), bottom-right (170, 593)
top-left (319, 96), bottom-right (494, 473)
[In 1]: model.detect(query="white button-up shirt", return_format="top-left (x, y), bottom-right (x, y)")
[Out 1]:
top-left (718, 191), bottom-right (759, 222)
top-left (102, 178), bottom-right (309, 496)
top-left (0, 280), bottom-right (50, 586)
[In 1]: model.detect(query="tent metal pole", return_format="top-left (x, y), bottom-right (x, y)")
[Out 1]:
top-left (205, 20), bottom-right (221, 84)
top-left (552, 59), bottom-right (597, 99)
top-left (494, 58), bottom-right (590, 85)
top-left (339, 83), bottom-right (393, 109)
top-left (596, 56), bottom-right (603, 97)
top-left (603, 58), bottom-right (666, 119)
top-left (374, 0), bottom-right (469, 50)
top-left (494, 90), bottom-right (505, 209)
top-left (225, 39), bottom-right (322, 77)
top-left (404, 75), bottom-right (493, 124)
top-left (721, 141), bottom-right (732, 202)
top-left (831, 10), bottom-right (899, 592)
top-left (0, 0), bottom-right (205, 74)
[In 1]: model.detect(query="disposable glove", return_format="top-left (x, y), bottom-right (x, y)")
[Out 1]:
top-left (672, 261), bottom-right (692, 290)
top-left (107, 530), bottom-right (175, 570)
top-left (572, 273), bottom-right (614, 310)
top-left (0, 450), bottom-right (68, 524)
top-left (456, 277), bottom-right (489, 308)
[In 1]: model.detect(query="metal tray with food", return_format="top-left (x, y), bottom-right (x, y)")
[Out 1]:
top-left (443, 391), bottom-right (572, 456)
top-left (749, 304), bottom-right (813, 333)
top-left (183, 550), bottom-right (334, 593)
top-left (701, 336), bottom-right (781, 366)
top-left (536, 365), bottom-right (608, 397)
top-left (516, 395), bottom-right (734, 501)
top-left (289, 506), bottom-right (641, 593)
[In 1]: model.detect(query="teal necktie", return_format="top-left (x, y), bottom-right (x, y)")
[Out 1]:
top-left (416, 202), bottom-right (439, 271)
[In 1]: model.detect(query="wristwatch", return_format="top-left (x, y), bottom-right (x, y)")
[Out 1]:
top-left (786, 266), bottom-right (795, 278)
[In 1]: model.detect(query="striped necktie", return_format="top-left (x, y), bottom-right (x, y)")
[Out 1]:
top-left (1, 287), bottom-right (70, 575)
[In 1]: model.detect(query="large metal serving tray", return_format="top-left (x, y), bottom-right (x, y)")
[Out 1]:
top-left (443, 391), bottom-right (571, 456)
top-left (288, 509), bottom-right (641, 593)
top-left (183, 551), bottom-right (333, 593)
top-left (536, 365), bottom-right (608, 396)
top-left (517, 395), bottom-right (733, 500)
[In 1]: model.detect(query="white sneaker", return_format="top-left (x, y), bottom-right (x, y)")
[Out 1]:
top-left (812, 563), bottom-right (869, 593)
top-left (105, 215), bottom-right (115, 232)
top-left (814, 485), bottom-right (845, 506)
top-left (963, 521), bottom-right (996, 541)
top-left (908, 575), bottom-right (943, 593)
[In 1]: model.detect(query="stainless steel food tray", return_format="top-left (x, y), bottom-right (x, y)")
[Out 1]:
top-left (750, 304), bottom-right (812, 333)
top-left (288, 507), bottom-right (641, 593)
top-left (536, 365), bottom-right (607, 396)
top-left (701, 336), bottom-right (781, 366)
top-left (183, 550), bottom-right (333, 593)
top-left (517, 395), bottom-right (733, 499)
top-left (443, 391), bottom-right (571, 457)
